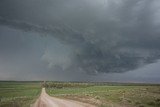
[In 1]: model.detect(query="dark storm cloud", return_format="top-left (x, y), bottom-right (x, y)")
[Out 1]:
top-left (0, 0), bottom-right (160, 75)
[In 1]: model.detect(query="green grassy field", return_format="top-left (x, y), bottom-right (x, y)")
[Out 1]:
top-left (45, 82), bottom-right (160, 107)
top-left (0, 81), bottom-right (41, 107)
top-left (0, 81), bottom-right (160, 107)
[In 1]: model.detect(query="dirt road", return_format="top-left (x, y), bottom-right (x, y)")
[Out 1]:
top-left (32, 88), bottom-right (96, 107)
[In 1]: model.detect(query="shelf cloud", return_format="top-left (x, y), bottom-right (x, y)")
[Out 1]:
top-left (0, 0), bottom-right (160, 81)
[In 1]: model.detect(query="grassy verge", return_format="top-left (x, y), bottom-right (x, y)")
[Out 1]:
top-left (46, 82), bottom-right (160, 107)
top-left (0, 81), bottom-right (41, 107)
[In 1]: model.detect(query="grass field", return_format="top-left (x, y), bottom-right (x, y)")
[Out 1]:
top-left (0, 81), bottom-right (41, 107)
top-left (0, 81), bottom-right (160, 107)
top-left (45, 82), bottom-right (160, 107)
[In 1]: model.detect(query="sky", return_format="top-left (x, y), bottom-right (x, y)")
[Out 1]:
top-left (0, 0), bottom-right (160, 83)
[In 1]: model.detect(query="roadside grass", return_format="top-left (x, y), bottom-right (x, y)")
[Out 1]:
top-left (0, 81), bottom-right (41, 107)
top-left (1, 81), bottom-right (159, 107)
top-left (46, 84), bottom-right (160, 107)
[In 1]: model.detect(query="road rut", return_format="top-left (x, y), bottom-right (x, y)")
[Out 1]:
top-left (32, 88), bottom-right (96, 107)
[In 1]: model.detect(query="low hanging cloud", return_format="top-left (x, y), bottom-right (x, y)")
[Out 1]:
top-left (0, 0), bottom-right (160, 75)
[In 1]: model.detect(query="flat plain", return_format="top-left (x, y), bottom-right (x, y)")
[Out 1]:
top-left (0, 81), bottom-right (160, 107)
top-left (45, 82), bottom-right (160, 107)
top-left (0, 81), bottom-right (41, 107)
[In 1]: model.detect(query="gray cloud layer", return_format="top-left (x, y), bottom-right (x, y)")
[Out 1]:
top-left (0, 0), bottom-right (160, 77)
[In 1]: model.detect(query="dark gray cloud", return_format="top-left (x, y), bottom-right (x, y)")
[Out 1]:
top-left (0, 0), bottom-right (160, 81)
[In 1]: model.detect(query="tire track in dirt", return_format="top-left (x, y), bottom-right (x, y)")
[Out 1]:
top-left (32, 88), bottom-right (96, 107)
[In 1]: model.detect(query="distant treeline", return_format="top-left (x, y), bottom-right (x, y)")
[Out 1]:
top-left (42, 81), bottom-right (160, 89)
top-left (42, 82), bottom-right (93, 88)
top-left (89, 82), bottom-right (160, 86)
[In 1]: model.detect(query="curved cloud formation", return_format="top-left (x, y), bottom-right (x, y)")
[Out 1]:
top-left (0, 0), bottom-right (160, 75)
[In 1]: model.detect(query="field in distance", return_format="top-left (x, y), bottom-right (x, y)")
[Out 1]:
top-left (0, 81), bottom-right (41, 107)
top-left (44, 82), bottom-right (160, 107)
top-left (0, 81), bottom-right (160, 107)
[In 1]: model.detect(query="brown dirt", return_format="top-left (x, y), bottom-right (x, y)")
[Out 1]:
top-left (32, 88), bottom-right (96, 107)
